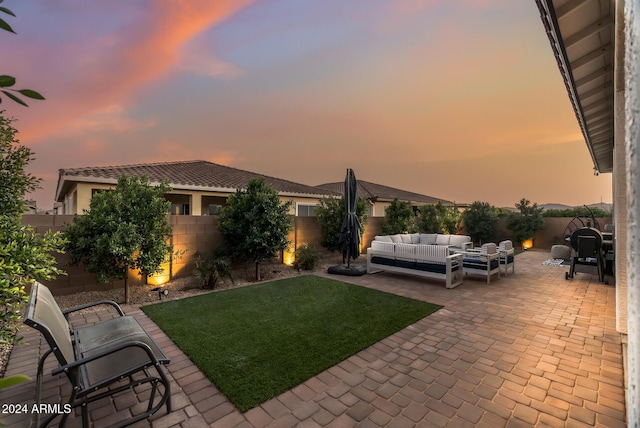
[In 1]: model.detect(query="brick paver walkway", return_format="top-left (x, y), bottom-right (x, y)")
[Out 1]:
top-left (1, 250), bottom-right (626, 427)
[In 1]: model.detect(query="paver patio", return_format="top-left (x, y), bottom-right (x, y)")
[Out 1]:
top-left (0, 250), bottom-right (626, 427)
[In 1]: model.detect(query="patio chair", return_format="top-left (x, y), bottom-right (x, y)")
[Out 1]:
top-left (23, 282), bottom-right (171, 428)
top-left (498, 240), bottom-right (515, 276)
top-left (566, 234), bottom-right (606, 282)
top-left (458, 243), bottom-right (501, 284)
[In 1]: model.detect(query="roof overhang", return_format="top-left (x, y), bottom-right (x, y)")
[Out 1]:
top-left (55, 175), bottom-right (333, 202)
top-left (536, 0), bottom-right (616, 173)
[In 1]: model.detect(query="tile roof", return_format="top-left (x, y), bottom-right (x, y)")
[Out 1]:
top-left (56, 160), bottom-right (336, 201)
top-left (315, 180), bottom-right (454, 206)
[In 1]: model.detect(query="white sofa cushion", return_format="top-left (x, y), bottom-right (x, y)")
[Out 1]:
top-left (371, 241), bottom-right (395, 252)
top-left (419, 233), bottom-right (437, 245)
top-left (395, 243), bottom-right (416, 256)
top-left (400, 234), bottom-right (413, 244)
top-left (436, 234), bottom-right (451, 245)
top-left (449, 235), bottom-right (471, 248)
top-left (374, 235), bottom-right (393, 243)
top-left (390, 234), bottom-right (403, 243)
top-left (410, 233), bottom-right (421, 244)
top-left (395, 243), bottom-right (416, 262)
top-left (415, 244), bottom-right (450, 260)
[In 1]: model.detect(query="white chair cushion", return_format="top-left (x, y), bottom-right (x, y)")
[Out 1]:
top-left (390, 234), bottom-right (403, 243)
top-left (481, 243), bottom-right (498, 254)
top-left (498, 240), bottom-right (513, 250)
top-left (375, 235), bottom-right (393, 243)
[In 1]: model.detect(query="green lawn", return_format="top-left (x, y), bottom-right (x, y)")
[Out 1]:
top-left (142, 275), bottom-right (442, 412)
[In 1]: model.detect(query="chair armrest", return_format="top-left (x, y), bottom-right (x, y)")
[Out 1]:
top-left (52, 340), bottom-right (160, 376)
top-left (454, 249), bottom-right (479, 256)
top-left (456, 250), bottom-right (498, 260)
top-left (447, 253), bottom-right (463, 262)
top-left (63, 300), bottom-right (125, 319)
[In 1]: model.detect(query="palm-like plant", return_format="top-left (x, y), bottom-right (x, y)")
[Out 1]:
top-left (193, 251), bottom-right (235, 289)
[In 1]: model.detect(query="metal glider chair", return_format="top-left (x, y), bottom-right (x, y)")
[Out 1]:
top-left (23, 282), bottom-right (171, 427)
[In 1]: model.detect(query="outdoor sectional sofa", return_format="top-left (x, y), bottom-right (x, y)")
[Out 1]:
top-left (366, 233), bottom-right (471, 288)
top-left (372, 233), bottom-right (473, 252)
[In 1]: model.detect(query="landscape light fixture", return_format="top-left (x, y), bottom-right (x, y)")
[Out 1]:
top-left (151, 287), bottom-right (169, 300)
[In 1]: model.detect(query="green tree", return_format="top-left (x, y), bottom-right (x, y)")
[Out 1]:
top-left (382, 198), bottom-right (418, 234)
top-left (461, 201), bottom-right (498, 245)
top-left (315, 196), bottom-right (368, 252)
top-left (1, 113), bottom-right (65, 345)
top-left (441, 205), bottom-right (461, 234)
top-left (0, 2), bottom-right (44, 106)
top-left (506, 198), bottom-right (545, 249)
top-left (64, 175), bottom-right (173, 304)
top-left (418, 202), bottom-right (460, 234)
top-left (417, 204), bottom-right (441, 233)
top-left (218, 178), bottom-right (293, 281)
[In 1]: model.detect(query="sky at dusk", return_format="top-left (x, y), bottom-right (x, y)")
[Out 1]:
top-left (3, 0), bottom-right (613, 210)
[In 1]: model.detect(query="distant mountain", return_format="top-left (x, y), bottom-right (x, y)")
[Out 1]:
top-left (540, 203), bottom-right (574, 211)
top-left (499, 206), bottom-right (518, 212)
top-left (586, 202), bottom-right (613, 212)
top-left (500, 203), bottom-right (612, 213)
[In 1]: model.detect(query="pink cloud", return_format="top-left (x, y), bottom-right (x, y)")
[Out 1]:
top-left (12, 0), bottom-right (254, 145)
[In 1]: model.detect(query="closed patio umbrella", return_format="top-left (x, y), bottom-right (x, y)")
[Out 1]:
top-left (338, 168), bottom-right (362, 267)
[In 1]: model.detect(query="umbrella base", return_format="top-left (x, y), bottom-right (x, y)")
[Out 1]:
top-left (327, 264), bottom-right (367, 276)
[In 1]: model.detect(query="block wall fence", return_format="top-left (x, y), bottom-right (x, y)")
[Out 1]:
top-left (21, 215), bottom-right (610, 295)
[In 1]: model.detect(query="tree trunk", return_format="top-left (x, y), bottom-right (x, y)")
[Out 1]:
top-left (255, 262), bottom-right (261, 281)
top-left (124, 267), bottom-right (130, 304)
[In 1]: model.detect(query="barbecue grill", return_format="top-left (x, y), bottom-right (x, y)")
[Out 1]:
top-left (565, 226), bottom-right (606, 282)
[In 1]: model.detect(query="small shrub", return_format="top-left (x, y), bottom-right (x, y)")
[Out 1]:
top-left (418, 202), bottom-right (461, 234)
top-left (506, 198), bottom-right (545, 248)
top-left (382, 198), bottom-right (418, 234)
top-left (193, 250), bottom-right (235, 289)
top-left (461, 201), bottom-right (498, 245)
top-left (315, 196), bottom-right (368, 252)
top-left (294, 244), bottom-right (322, 271)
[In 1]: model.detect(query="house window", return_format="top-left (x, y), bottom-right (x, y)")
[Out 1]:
top-left (297, 204), bottom-right (316, 217)
top-left (170, 203), bottom-right (190, 215)
top-left (91, 188), bottom-right (110, 196)
top-left (64, 191), bottom-right (76, 215)
top-left (208, 204), bottom-right (222, 215)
